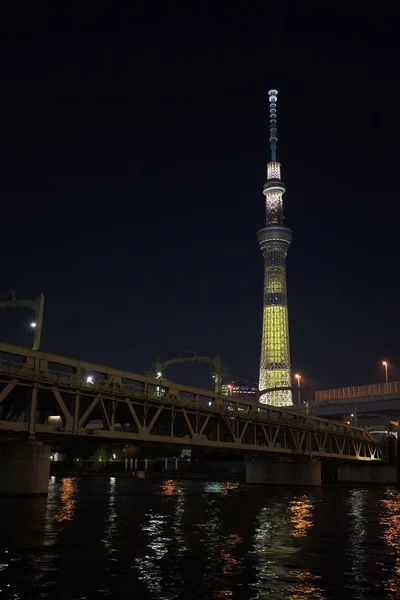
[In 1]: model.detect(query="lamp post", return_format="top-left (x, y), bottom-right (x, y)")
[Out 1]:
top-left (295, 374), bottom-right (301, 405)
top-left (382, 361), bottom-right (389, 394)
top-left (0, 291), bottom-right (44, 350)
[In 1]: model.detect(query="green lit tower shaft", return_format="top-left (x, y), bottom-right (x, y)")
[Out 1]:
top-left (258, 90), bottom-right (292, 406)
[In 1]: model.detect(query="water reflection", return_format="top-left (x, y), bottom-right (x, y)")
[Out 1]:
top-left (289, 495), bottom-right (314, 538)
top-left (288, 569), bottom-right (325, 600)
top-left (380, 487), bottom-right (400, 597)
top-left (252, 504), bottom-right (295, 597)
top-left (43, 476), bottom-right (58, 547)
top-left (32, 476), bottom-right (64, 591)
top-left (103, 477), bottom-right (118, 556)
top-left (2, 480), bottom-right (397, 599)
top-left (172, 491), bottom-right (188, 557)
top-left (160, 479), bottom-right (180, 496)
top-left (346, 488), bottom-right (368, 599)
top-left (221, 533), bottom-right (243, 576)
top-left (199, 482), bottom-right (242, 598)
top-left (198, 488), bottom-right (223, 573)
top-left (252, 494), bottom-right (325, 599)
top-left (135, 510), bottom-right (176, 599)
top-left (54, 477), bottom-right (78, 523)
top-left (203, 481), bottom-right (240, 495)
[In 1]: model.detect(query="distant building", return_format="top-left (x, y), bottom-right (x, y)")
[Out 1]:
top-left (222, 381), bottom-right (258, 399)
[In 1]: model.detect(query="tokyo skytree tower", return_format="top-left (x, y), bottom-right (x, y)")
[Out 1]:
top-left (258, 90), bottom-right (292, 406)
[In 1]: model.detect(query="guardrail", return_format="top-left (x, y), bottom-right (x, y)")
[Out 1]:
top-left (316, 381), bottom-right (400, 402)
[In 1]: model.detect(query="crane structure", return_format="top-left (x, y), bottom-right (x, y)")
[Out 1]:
top-left (154, 350), bottom-right (224, 393)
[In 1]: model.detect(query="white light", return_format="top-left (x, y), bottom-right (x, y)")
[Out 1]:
top-left (113, 453), bottom-right (116, 459)
top-left (48, 415), bottom-right (62, 424)
top-left (208, 401), bottom-right (212, 406)
top-left (86, 376), bottom-right (94, 384)
top-left (156, 372), bottom-right (162, 379)
top-left (30, 322), bottom-right (37, 328)
top-left (350, 413), bottom-right (354, 417)
top-left (267, 162), bottom-right (281, 179)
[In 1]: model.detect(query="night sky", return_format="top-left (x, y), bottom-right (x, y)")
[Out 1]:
top-left (1, 4), bottom-right (399, 390)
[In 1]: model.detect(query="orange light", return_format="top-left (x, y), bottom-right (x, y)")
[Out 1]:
top-left (383, 361), bottom-right (388, 366)
top-left (295, 373), bottom-right (301, 379)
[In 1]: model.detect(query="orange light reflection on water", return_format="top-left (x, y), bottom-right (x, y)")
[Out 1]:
top-left (288, 569), bottom-right (325, 600)
top-left (54, 477), bottom-right (78, 522)
top-left (214, 533), bottom-right (243, 599)
top-left (160, 480), bottom-right (177, 495)
top-left (221, 533), bottom-right (243, 577)
top-left (289, 496), bottom-right (314, 537)
top-left (215, 590), bottom-right (233, 599)
top-left (380, 488), bottom-right (400, 596)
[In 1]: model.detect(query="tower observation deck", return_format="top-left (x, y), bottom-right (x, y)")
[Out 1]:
top-left (258, 90), bottom-right (292, 406)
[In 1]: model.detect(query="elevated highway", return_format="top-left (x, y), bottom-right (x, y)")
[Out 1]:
top-left (305, 383), bottom-right (400, 423)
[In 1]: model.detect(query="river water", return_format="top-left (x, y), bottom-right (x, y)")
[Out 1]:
top-left (1, 477), bottom-right (400, 599)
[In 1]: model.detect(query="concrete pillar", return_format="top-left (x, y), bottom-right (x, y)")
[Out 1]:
top-left (246, 460), bottom-right (321, 486)
top-left (0, 441), bottom-right (51, 495)
top-left (336, 463), bottom-right (397, 484)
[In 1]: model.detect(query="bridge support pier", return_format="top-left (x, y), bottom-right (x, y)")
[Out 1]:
top-left (324, 462), bottom-right (398, 484)
top-left (0, 441), bottom-right (51, 495)
top-left (246, 459), bottom-right (321, 486)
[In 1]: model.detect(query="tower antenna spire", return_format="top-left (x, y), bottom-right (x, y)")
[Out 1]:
top-left (268, 89), bottom-right (278, 162)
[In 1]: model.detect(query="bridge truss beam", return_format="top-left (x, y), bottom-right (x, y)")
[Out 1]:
top-left (0, 343), bottom-right (387, 462)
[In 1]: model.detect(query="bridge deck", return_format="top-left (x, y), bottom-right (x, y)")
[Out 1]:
top-left (0, 343), bottom-right (386, 462)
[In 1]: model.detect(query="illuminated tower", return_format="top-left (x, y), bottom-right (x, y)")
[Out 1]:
top-left (258, 90), bottom-right (292, 406)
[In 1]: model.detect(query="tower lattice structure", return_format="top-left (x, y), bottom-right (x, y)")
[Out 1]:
top-left (258, 90), bottom-right (292, 406)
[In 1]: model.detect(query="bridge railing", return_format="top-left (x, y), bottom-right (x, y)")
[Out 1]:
top-left (0, 358), bottom-right (150, 398)
top-left (0, 356), bottom-right (373, 443)
top-left (316, 381), bottom-right (400, 402)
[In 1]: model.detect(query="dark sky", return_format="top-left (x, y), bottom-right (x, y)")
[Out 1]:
top-left (1, 3), bottom-right (399, 390)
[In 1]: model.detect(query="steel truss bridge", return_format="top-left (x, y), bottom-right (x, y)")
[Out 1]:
top-left (0, 343), bottom-right (386, 462)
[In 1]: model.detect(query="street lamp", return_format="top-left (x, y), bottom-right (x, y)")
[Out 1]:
top-left (295, 374), bottom-right (301, 405)
top-left (30, 322), bottom-right (37, 328)
top-left (382, 361), bottom-right (389, 393)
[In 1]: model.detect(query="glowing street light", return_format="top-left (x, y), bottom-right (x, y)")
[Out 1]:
top-left (30, 322), bottom-right (37, 328)
top-left (295, 373), bottom-right (301, 405)
top-left (86, 376), bottom-right (94, 384)
top-left (156, 372), bottom-right (162, 379)
top-left (382, 361), bottom-right (389, 393)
